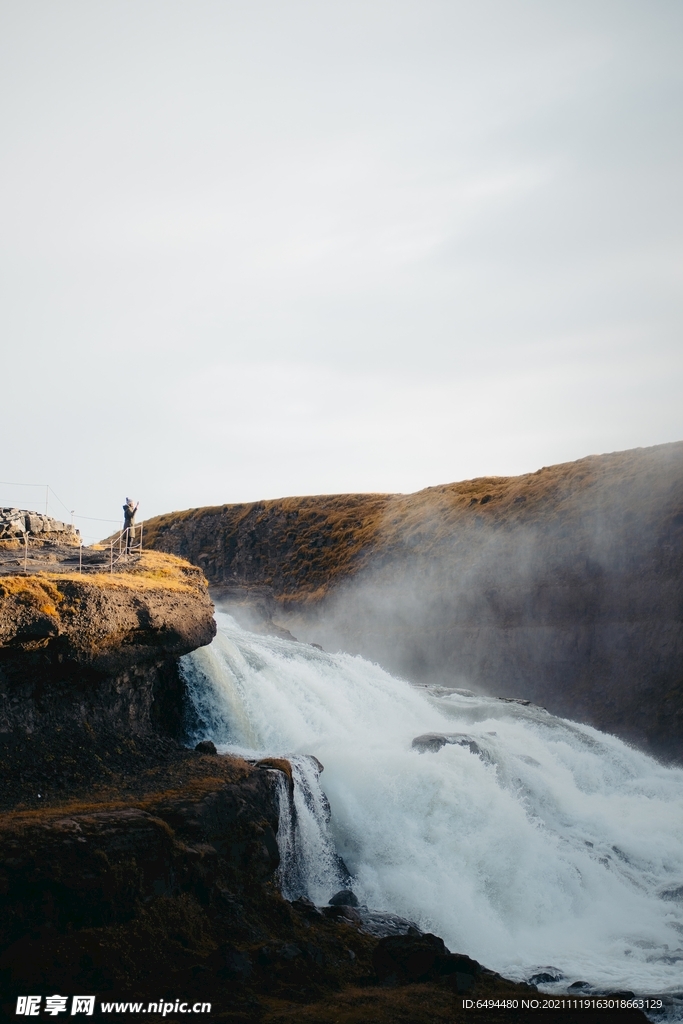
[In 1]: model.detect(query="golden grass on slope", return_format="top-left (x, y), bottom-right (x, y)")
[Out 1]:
top-left (63, 550), bottom-right (204, 594)
top-left (140, 442), bottom-right (683, 599)
top-left (1, 551), bottom-right (205, 599)
top-left (0, 575), bottom-right (64, 618)
top-left (142, 493), bottom-right (393, 598)
top-left (0, 553), bottom-right (209, 648)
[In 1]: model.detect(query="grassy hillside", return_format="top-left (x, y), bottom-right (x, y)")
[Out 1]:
top-left (143, 442), bottom-right (683, 600)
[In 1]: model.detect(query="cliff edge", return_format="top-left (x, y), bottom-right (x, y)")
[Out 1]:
top-left (0, 550), bottom-right (216, 808)
top-left (0, 549), bottom-right (215, 670)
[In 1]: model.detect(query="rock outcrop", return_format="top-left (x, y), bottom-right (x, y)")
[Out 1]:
top-left (0, 551), bottom-right (216, 807)
top-left (0, 507), bottom-right (80, 545)
top-left (141, 442), bottom-right (683, 761)
top-left (0, 551), bottom-right (215, 668)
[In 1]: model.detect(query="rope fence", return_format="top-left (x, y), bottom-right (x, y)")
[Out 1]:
top-left (0, 480), bottom-right (143, 576)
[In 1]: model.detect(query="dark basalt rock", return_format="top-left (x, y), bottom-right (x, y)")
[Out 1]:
top-left (358, 909), bottom-right (422, 938)
top-left (528, 968), bottom-right (565, 984)
top-left (223, 948), bottom-right (253, 978)
top-left (0, 553), bottom-right (217, 801)
top-left (372, 932), bottom-right (483, 990)
top-left (329, 888), bottom-right (359, 907)
top-left (373, 933), bottom-right (445, 984)
top-left (289, 896), bottom-right (322, 918)
top-left (0, 766), bottom-right (282, 963)
top-left (321, 904), bottom-right (362, 926)
top-left (412, 733), bottom-right (450, 753)
top-left (195, 739), bottom-right (218, 755)
top-left (279, 943), bottom-right (302, 960)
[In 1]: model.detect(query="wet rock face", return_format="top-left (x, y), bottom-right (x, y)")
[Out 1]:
top-left (329, 889), bottom-right (359, 907)
top-left (195, 739), bottom-right (218, 754)
top-left (412, 733), bottom-right (487, 757)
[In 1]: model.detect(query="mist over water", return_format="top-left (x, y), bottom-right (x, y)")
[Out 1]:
top-left (181, 612), bottom-right (683, 996)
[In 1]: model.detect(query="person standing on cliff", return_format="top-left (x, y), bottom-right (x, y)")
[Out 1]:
top-left (122, 497), bottom-right (139, 553)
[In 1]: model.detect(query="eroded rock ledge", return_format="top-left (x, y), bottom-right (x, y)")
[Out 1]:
top-left (0, 551), bottom-right (216, 807)
top-left (0, 549), bottom-right (215, 670)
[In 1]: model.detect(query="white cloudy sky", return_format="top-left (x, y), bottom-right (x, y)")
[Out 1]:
top-left (1, 0), bottom-right (682, 540)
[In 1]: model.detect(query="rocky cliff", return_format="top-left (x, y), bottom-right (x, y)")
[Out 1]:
top-left (143, 442), bottom-right (683, 761)
top-left (0, 550), bottom-right (216, 807)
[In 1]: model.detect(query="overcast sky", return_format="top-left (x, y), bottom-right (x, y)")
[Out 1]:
top-left (1, 0), bottom-right (682, 541)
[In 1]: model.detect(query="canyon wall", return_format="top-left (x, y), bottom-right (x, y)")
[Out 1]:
top-left (143, 442), bottom-right (683, 760)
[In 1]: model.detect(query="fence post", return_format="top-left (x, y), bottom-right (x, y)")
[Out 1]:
top-left (110, 538), bottom-right (113, 573)
top-left (79, 540), bottom-right (82, 575)
top-left (23, 531), bottom-right (28, 572)
top-left (139, 521), bottom-right (143, 553)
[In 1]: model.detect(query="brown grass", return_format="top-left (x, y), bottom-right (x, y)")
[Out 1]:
top-left (140, 442), bottom-right (683, 600)
top-left (0, 756), bottom-right (255, 831)
top-left (0, 575), bottom-right (64, 612)
top-left (0, 551), bottom-right (205, 610)
top-left (51, 550), bottom-right (203, 593)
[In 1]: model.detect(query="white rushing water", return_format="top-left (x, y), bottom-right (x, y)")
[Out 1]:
top-left (180, 612), bottom-right (683, 997)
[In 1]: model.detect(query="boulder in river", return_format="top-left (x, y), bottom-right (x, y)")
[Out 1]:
top-left (195, 739), bottom-right (218, 755)
top-left (329, 889), bottom-right (359, 907)
top-left (412, 733), bottom-right (488, 759)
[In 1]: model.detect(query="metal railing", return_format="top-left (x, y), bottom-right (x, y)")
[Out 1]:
top-left (108, 522), bottom-right (144, 572)
top-left (0, 521), bottom-right (144, 576)
top-left (0, 530), bottom-right (33, 572)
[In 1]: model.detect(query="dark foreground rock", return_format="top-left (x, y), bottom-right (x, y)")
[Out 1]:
top-left (0, 754), bottom-right (650, 1023)
top-left (372, 934), bottom-right (483, 990)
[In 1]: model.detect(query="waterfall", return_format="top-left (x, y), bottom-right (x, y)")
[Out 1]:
top-left (270, 755), bottom-right (347, 903)
top-left (179, 612), bottom-right (683, 999)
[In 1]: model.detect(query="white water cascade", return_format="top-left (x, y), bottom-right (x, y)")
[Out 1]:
top-left (180, 612), bottom-right (683, 998)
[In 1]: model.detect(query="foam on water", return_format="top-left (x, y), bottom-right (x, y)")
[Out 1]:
top-left (180, 612), bottom-right (683, 996)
